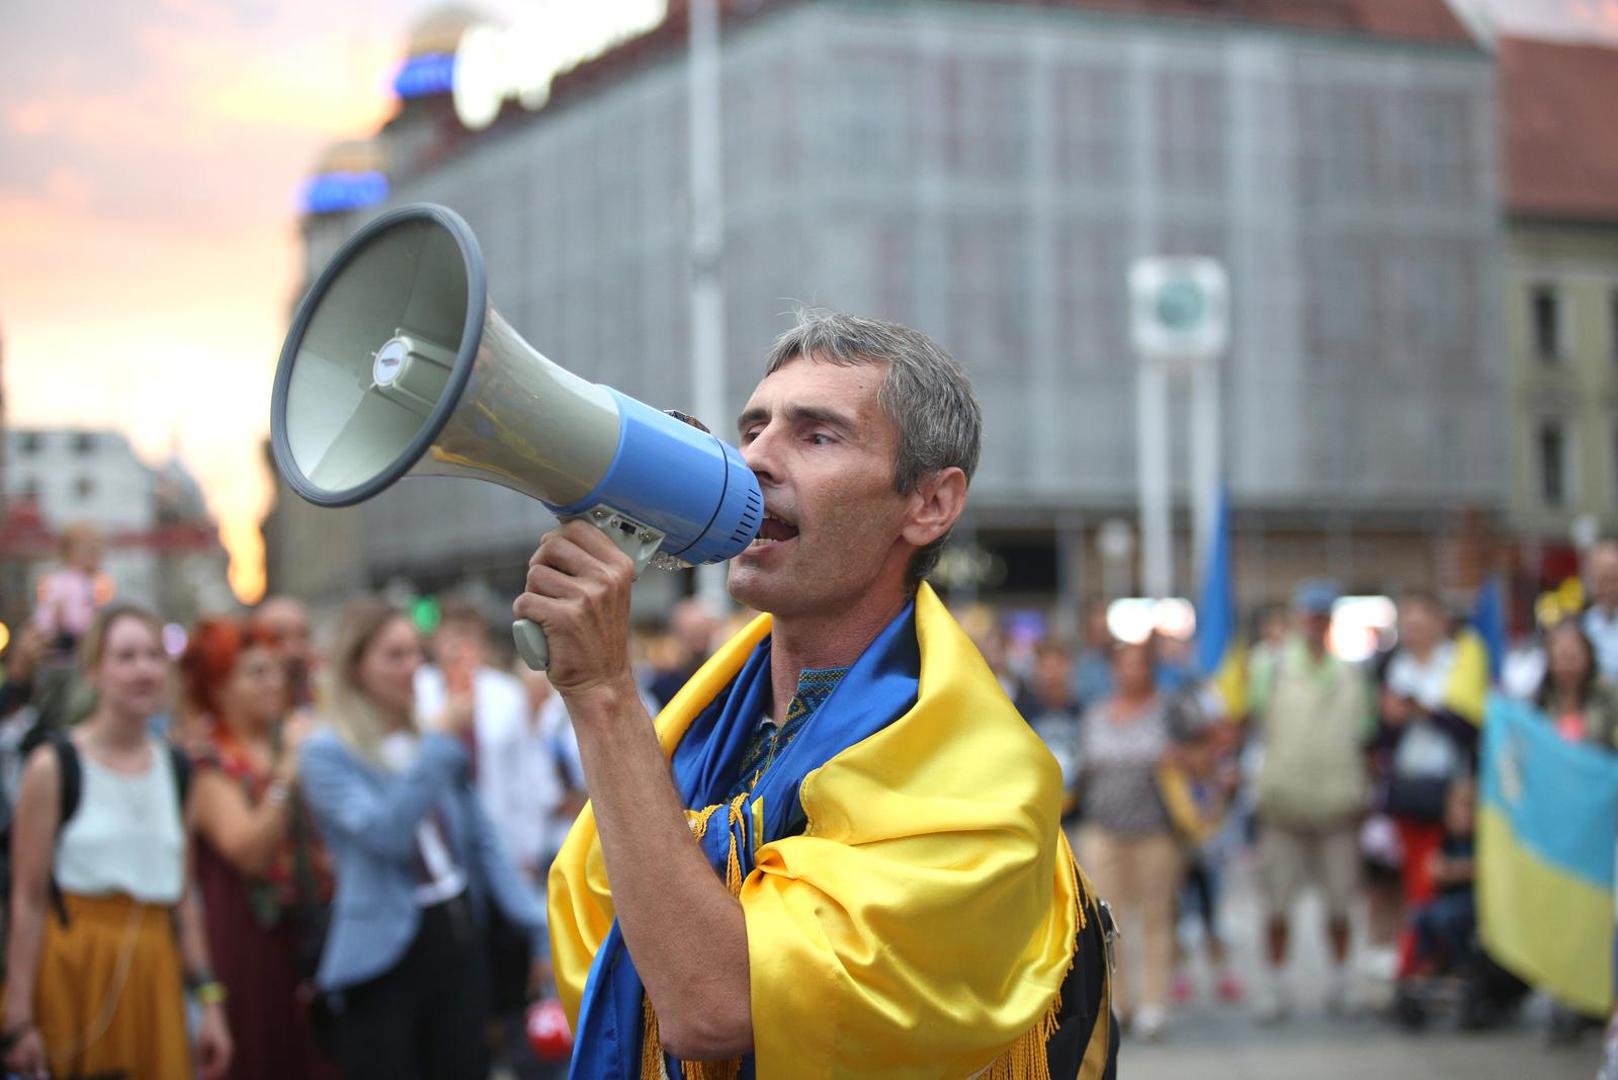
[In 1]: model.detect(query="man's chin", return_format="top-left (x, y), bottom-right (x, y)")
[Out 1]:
top-left (726, 558), bottom-right (788, 613)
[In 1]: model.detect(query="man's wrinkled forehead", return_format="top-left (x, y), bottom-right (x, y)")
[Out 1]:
top-left (737, 353), bottom-right (890, 434)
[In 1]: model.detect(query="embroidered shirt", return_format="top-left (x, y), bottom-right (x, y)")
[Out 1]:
top-left (727, 666), bottom-right (849, 800)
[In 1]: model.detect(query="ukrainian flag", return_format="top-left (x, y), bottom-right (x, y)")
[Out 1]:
top-left (1478, 696), bottom-right (1618, 1016)
top-left (1471, 575), bottom-right (1506, 683)
top-left (1196, 486), bottom-right (1245, 718)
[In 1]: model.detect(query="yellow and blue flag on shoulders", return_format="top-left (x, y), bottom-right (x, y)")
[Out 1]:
top-left (1478, 696), bottom-right (1618, 1016)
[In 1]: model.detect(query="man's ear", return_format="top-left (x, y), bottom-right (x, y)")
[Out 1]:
top-left (900, 467), bottom-right (968, 550)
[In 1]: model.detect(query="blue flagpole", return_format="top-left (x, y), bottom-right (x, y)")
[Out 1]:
top-left (1472, 574), bottom-right (1506, 682)
top-left (1196, 487), bottom-right (1234, 679)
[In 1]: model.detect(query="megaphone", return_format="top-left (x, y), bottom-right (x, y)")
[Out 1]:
top-left (269, 203), bottom-right (762, 670)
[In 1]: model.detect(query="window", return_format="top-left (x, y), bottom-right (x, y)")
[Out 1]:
top-left (17, 432), bottom-right (40, 455)
top-left (74, 476), bottom-right (94, 501)
top-left (1532, 284), bottom-right (1562, 361)
top-left (1611, 288), bottom-right (1618, 360)
top-left (1538, 419), bottom-right (1568, 506)
top-left (72, 432), bottom-right (96, 455)
top-left (1610, 426), bottom-right (1618, 510)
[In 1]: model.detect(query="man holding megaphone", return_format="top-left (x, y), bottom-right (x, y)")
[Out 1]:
top-left (526, 312), bottom-right (1117, 1079)
top-left (270, 205), bottom-right (1113, 1077)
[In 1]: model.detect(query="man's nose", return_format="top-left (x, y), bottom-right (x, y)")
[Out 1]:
top-left (740, 427), bottom-right (781, 486)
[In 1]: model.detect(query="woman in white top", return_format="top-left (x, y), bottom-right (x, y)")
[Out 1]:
top-left (2, 604), bottom-right (232, 1080)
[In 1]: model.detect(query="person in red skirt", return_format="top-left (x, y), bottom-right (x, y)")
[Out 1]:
top-left (182, 617), bottom-right (338, 1080)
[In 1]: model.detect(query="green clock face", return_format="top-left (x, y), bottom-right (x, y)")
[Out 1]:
top-left (1154, 278), bottom-right (1206, 332)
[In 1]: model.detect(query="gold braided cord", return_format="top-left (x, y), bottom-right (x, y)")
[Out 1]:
top-left (643, 797), bottom-right (754, 1079)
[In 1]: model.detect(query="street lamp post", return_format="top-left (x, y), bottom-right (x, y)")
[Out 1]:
top-left (1128, 257), bottom-right (1230, 600)
top-left (688, 0), bottom-right (729, 612)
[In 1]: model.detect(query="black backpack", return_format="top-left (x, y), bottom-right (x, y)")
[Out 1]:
top-left (42, 731), bottom-right (191, 926)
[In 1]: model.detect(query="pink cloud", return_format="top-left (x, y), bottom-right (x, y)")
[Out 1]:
top-left (1571, 0), bottom-right (1618, 33)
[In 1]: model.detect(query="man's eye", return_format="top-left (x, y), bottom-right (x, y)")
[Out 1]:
top-left (807, 432), bottom-right (834, 446)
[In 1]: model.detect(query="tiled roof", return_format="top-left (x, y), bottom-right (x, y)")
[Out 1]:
top-left (550, 0), bottom-right (1477, 105)
top-left (1041, 0), bottom-right (1472, 44)
top-left (1501, 35), bottom-right (1618, 221)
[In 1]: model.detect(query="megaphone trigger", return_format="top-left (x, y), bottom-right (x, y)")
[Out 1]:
top-left (511, 506), bottom-right (666, 671)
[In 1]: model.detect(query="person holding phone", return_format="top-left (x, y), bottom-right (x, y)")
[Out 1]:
top-left (298, 598), bottom-right (546, 1080)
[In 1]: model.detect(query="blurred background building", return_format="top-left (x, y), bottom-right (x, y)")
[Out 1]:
top-left (0, 428), bottom-right (234, 627)
top-left (266, 0), bottom-right (1510, 619)
top-left (1498, 36), bottom-right (1618, 597)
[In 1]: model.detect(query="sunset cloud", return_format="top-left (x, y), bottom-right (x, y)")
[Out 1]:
top-left (0, 0), bottom-right (420, 602)
top-left (1571, 0), bottom-right (1618, 33)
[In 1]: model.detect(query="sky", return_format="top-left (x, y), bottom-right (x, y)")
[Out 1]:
top-left (2, 0), bottom-right (1616, 606)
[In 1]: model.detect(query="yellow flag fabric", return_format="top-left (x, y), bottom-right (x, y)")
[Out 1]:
top-left (548, 584), bottom-right (1078, 1078)
top-left (1211, 642), bottom-right (1248, 722)
top-left (1155, 763), bottom-right (1217, 848)
top-left (1444, 630), bottom-right (1489, 726)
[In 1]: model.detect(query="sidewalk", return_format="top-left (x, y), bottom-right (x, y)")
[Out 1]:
top-left (1120, 850), bottom-right (1604, 1079)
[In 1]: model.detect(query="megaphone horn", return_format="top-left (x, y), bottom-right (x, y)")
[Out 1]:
top-left (270, 203), bottom-right (762, 669)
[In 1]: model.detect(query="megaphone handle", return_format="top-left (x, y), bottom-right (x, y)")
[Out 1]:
top-left (512, 618), bottom-right (552, 672)
top-left (512, 509), bottom-right (667, 671)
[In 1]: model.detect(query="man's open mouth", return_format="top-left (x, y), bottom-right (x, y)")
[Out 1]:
top-left (751, 510), bottom-right (799, 546)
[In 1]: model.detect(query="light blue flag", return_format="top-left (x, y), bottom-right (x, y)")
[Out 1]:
top-left (1478, 696), bottom-right (1618, 1014)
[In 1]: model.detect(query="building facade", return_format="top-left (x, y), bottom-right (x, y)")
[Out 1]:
top-left (1499, 37), bottom-right (1618, 597)
top-left (0, 429), bottom-right (232, 624)
top-left (270, 0), bottom-right (1505, 613)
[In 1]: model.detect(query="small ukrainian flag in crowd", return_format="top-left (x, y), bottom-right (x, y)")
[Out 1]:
top-left (1196, 486), bottom-right (1245, 717)
top-left (1478, 696), bottom-right (1618, 1016)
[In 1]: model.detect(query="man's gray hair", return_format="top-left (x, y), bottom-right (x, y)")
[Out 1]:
top-left (763, 309), bottom-right (982, 588)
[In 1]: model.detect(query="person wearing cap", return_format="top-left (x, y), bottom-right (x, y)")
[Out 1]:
top-left (1245, 579), bottom-right (1371, 1023)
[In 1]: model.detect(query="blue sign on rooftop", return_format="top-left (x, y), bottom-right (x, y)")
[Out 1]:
top-left (300, 172), bottom-right (389, 216)
top-left (394, 52), bottom-right (456, 99)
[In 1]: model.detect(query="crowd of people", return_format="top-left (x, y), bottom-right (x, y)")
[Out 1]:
top-left (0, 569), bottom-right (615, 1079)
top-left (982, 562), bottom-right (1618, 1052)
top-left (0, 520), bottom-right (1615, 1076)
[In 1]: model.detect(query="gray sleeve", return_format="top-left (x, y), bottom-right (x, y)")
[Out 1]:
top-left (299, 733), bottom-right (467, 865)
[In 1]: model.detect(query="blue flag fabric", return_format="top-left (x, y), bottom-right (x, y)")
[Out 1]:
top-left (1471, 575), bottom-right (1506, 682)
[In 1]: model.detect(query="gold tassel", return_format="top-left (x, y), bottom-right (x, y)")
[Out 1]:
top-left (687, 803), bottom-right (723, 841)
top-left (681, 1059), bottom-right (741, 1080)
top-left (982, 999), bottom-right (1061, 1080)
top-left (641, 996), bottom-right (667, 1080)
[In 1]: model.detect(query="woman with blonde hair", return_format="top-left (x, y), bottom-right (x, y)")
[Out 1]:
top-left (299, 597), bottom-right (545, 1080)
top-left (2, 603), bottom-right (232, 1079)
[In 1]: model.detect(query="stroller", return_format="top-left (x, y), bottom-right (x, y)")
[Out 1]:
top-left (1389, 778), bottom-right (1528, 1031)
top-left (1390, 929), bottom-right (1529, 1032)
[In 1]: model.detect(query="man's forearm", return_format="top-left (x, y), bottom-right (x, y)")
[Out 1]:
top-left (569, 681), bottom-right (753, 1059)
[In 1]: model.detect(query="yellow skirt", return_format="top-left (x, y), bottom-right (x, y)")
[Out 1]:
top-left (31, 892), bottom-right (190, 1080)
